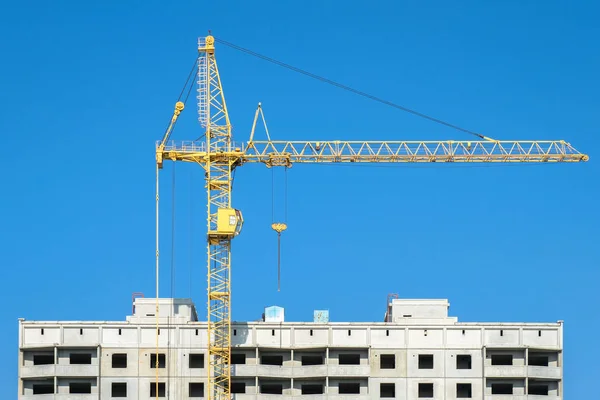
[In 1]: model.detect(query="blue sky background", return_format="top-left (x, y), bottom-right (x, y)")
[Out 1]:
top-left (1, 0), bottom-right (598, 397)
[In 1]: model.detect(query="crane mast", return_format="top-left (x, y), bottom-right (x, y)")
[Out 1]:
top-left (199, 36), bottom-right (237, 400)
top-left (156, 35), bottom-right (588, 400)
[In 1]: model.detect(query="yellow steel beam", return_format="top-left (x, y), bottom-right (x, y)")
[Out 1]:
top-left (157, 139), bottom-right (588, 167)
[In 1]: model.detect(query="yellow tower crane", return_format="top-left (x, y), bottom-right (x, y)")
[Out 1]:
top-left (155, 35), bottom-right (588, 400)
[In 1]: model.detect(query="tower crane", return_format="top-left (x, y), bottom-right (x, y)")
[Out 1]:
top-left (155, 35), bottom-right (588, 400)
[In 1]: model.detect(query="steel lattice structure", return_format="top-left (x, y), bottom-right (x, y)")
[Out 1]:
top-left (155, 35), bottom-right (588, 400)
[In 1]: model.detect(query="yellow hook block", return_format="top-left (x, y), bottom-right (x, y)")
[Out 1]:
top-left (271, 222), bottom-right (287, 233)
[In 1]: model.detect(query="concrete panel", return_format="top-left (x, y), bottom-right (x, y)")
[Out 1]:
top-left (55, 365), bottom-right (99, 377)
top-left (406, 378), bottom-right (445, 400)
top-left (369, 349), bottom-right (407, 377)
top-left (20, 365), bottom-right (56, 378)
top-left (179, 326), bottom-right (208, 348)
top-left (100, 348), bottom-right (139, 377)
top-left (23, 326), bottom-right (60, 345)
top-left (139, 327), bottom-right (175, 346)
top-left (407, 350), bottom-right (445, 378)
top-left (328, 365), bottom-right (370, 377)
top-left (523, 328), bottom-right (559, 348)
top-left (365, 377), bottom-right (407, 398)
top-left (232, 326), bottom-right (253, 346)
top-left (370, 328), bottom-right (405, 348)
top-left (332, 328), bottom-right (368, 347)
top-left (101, 327), bottom-right (138, 345)
top-left (443, 378), bottom-right (482, 400)
top-left (485, 366), bottom-right (526, 378)
top-left (294, 327), bottom-right (329, 346)
top-left (407, 328), bottom-right (443, 348)
top-left (294, 365), bottom-right (328, 378)
top-left (100, 377), bottom-right (139, 399)
top-left (528, 366), bottom-right (561, 379)
top-left (446, 328), bottom-right (482, 348)
top-left (484, 328), bottom-right (520, 346)
top-left (63, 328), bottom-right (99, 345)
top-left (256, 327), bottom-right (291, 347)
top-left (444, 350), bottom-right (482, 378)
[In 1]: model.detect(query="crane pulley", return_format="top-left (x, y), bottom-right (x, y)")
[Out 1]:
top-left (155, 34), bottom-right (589, 400)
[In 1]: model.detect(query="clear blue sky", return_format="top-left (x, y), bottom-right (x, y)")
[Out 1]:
top-left (1, 0), bottom-right (598, 397)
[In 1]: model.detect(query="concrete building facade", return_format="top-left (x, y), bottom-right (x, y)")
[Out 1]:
top-left (18, 298), bottom-right (563, 399)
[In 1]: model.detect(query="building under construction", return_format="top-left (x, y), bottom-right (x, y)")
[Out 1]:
top-left (18, 296), bottom-right (563, 399)
top-left (17, 34), bottom-right (584, 400)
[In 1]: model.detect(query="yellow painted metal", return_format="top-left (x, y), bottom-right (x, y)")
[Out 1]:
top-left (160, 139), bottom-right (588, 167)
top-left (271, 222), bottom-right (287, 233)
top-left (215, 208), bottom-right (243, 236)
top-left (155, 35), bottom-right (589, 400)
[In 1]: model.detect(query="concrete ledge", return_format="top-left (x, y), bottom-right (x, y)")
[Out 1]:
top-left (528, 366), bottom-right (561, 379)
top-left (484, 365), bottom-right (526, 377)
top-left (327, 365), bottom-right (370, 377)
top-left (21, 365), bottom-right (56, 378)
top-left (55, 365), bottom-right (99, 377)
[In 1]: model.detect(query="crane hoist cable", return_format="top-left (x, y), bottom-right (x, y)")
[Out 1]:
top-left (214, 37), bottom-right (494, 141)
top-left (271, 170), bottom-right (287, 292)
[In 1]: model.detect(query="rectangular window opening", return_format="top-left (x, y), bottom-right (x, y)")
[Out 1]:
top-left (462, 329), bottom-right (465, 335)
top-left (231, 382), bottom-right (246, 394)
top-left (112, 353), bottom-right (127, 368)
top-left (301, 355), bottom-right (323, 366)
top-left (491, 354), bottom-right (513, 366)
top-left (195, 329), bottom-right (199, 336)
top-left (118, 328), bottom-right (122, 336)
top-left (418, 383), bottom-right (434, 398)
top-left (339, 382), bottom-right (360, 394)
top-left (529, 354), bottom-right (549, 367)
top-left (424, 329), bottom-right (428, 336)
top-left (457, 383), bottom-right (472, 398)
top-left (500, 329), bottom-right (504, 336)
top-left (69, 382), bottom-right (92, 394)
top-left (150, 382), bottom-right (166, 397)
top-left (150, 353), bottom-right (166, 368)
top-left (233, 329), bottom-right (237, 336)
top-left (380, 383), bottom-right (395, 398)
top-left (301, 384), bottom-right (323, 395)
top-left (310, 329), bottom-right (313, 336)
top-left (41, 328), bottom-right (44, 335)
top-left (261, 384), bottom-right (283, 394)
top-left (418, 354), bottom-right (434, 369)
top-left (231, 353), bottom-right (246, 364)
top-left (339, 353), bottom-right (360, 365)
top-left (33, 383), bottom-right (54, 395)
top-left (491, 383), bottom-right (513, 395)
top-left (261, 354), bottom-right (283, 366)
top-left (33, 354), bottom-right (54, 365)
top-left (380, 354), bottom-right (395, 369)
top-left (529, 384), bottom-right (549, 396)
top-left (189, 382), bottom-right (204, 397)
top-left (271, 329), bottom-right (275, 336)
top-left (456, 354), bottom-right (472, 369)
top-left (112, 382), bottom-right (127, 398)
top-left (79, 328), bottom-right (83, 335)
top-left (70, 353), bottom-right (92, 365)
top-left (189, 353), bottom-right (205, 368)
top-left (348, 329), bottom-right (352, 336)
top-left (386, 329), bottom-right (390, 337)
top-left (538, 330), bottom-right (542, 337)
